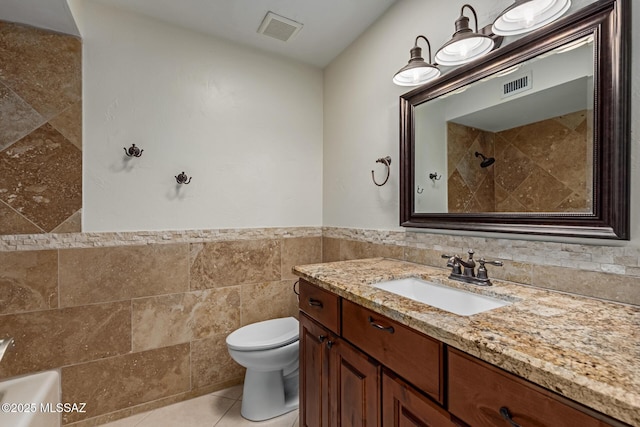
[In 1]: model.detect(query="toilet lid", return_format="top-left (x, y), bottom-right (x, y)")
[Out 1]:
top-left (226, 317), bottom-right (299, 351)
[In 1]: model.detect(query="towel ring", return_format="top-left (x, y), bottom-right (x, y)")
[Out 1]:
top-left (372, 156), bottom-right (391, 186)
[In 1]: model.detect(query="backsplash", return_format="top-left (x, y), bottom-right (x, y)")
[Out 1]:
top-left (322, 227), bottom-right (640, 306)
top-left (0, 227), bottom-right (321, 426)
top-left (0, 20), bottom-right (82, 234)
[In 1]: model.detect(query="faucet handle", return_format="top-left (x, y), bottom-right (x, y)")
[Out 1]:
top-left (480, 259), bottom-right (503, 267)
top-left (477, 258), bottom-right (503, 281)
top-left (441, 254), bottom-right (462, 274)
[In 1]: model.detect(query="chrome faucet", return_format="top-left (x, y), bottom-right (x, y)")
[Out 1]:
top-left (441, 249), bottom-right (503, 286)
top-left (0, 337), bottom-right (14, 362)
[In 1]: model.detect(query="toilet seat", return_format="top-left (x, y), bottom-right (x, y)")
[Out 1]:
top-left (226, 317), bottom-right (299, 351)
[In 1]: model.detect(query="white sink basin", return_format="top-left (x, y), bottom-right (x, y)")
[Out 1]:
top-left (372, 277), bottom-right (511, 316)
top-left (0, 371), bottom-right (60, 427)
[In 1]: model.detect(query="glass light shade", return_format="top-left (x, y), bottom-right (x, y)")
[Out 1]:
top-left (492, 0), bottom-right (571, 36)
top-left (393, 63), bottom-right (441, 86)
top-left (435, 34), bottom-right (494, 66)
top-left (393, 38), bottom-right (441, 86)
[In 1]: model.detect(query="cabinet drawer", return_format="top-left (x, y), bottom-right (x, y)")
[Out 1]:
top-left (448, 348), bottom-right (624, 427)
top-left (342, 300), bottom-right (444, 403)
top-left (383, 370), bottom-right (456, 427)
top-left (299, 280), bottom-right (340, 335)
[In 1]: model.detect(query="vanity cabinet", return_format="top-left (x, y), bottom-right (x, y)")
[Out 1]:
top-left (298, 279), bottom-right (627, 427)
top-left (300, 313), bottom-right (380, 427)
top-left (448, 348), bottom-right (624, 427)
top-left (382, 370), bottom-right (457, 427)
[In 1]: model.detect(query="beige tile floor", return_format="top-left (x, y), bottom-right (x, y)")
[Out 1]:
top-left (100, 385), bottom-right (299, 427)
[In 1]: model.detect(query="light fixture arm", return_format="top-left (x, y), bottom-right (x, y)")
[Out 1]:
top-left (414, 35), bottom-right (433, 63)
top-left (460, 4), bottom-right (479, 33)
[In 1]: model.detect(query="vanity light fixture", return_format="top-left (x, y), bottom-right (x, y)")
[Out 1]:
top-left (393, 35), bottom-right (441, 86)
top-left (434, 4), bottom-right (495, 66)
top-left (492, 0), bottom-right (571, 36)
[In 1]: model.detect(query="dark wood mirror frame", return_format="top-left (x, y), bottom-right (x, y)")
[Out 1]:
top-left (400, 0), bottom-right (629, 240)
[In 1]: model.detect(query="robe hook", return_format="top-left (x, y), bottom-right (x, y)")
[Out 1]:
top-left (429, 172), bottom-right (442, 181)
top-left (372, 156), bottom-right (392, 186)
top-left (175, 172), bottom-right (192, 184)
top-left (124, 144), bottom-right (143, 157)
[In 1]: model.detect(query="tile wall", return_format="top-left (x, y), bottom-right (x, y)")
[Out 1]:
top-left (447, 110), bottom-right (591, 213)
top-left (322, 227), bottom-right (640, 307)
top-left (0, 20), bottom-right (82, 234)
top-left (0, 228), bottom-right (322, 426)
top-left (2, 225), bottom-right (639, 425)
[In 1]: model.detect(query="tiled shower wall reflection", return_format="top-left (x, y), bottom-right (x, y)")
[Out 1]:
top-left (0, 231), bottom-right (321, 426)
top-left (447, 110), bottom-right (591, 213)
top-left (0, 21), bottom-right (82, 234)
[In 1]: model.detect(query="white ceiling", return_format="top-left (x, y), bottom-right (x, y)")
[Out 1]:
top-left (0, 0), bottom-right (398, 68)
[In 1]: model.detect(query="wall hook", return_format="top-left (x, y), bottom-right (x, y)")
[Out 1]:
top-left (429, 172), bottom-right (442, 181)
top-left (417, 186), bottom-right (424, 194)
top-left (124, 144), bottom-right (143, 157)
top-left (372, 156), bottom-right (392, 186)
top-left (175, 172), bottom-right (192, 184)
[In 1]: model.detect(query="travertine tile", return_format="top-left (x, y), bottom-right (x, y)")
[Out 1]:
top-left (281, 237), bottom-right (322, 280)
top-left (0, 21), bottom-right (81, 120)
top-left (0, 249), bottom-right (57, 315)
top-left (532, 265), bottom-right (640, 305)
top-left (191, 334), bottom-right (244, 390)
top-left (513, 166), bottom-right (573, 212)
top-left (0, 82), bottom-right (44, 150)
top-left (490, 259), bottom-right (533, 285)
top-left (0, 301), bottom-right (131, 378)
top-left (447, 122), bottom-right (479, 178)
top-left (0, 123), bottom-right (82, 232)
top-left (51, 209), bottom-right (82, 233)
top-left (0, 200), bottom-right (42, 235)
top-left (404, 247), bottom-right (447, 268)
top-left (241, 280), bottom-right (298, 326)
top-left (321, 237), bottom-right (340, 262)
top-left (132, 286), bottom-right (241, 351)
top-left (59, 244), bottom-right (189, 307)
top-left (447, 169), bottom-right (473, 212)
top-left (493, 142), bottom-right (534, 193)
top-left (48, 100), bottom-right (82, 150)
top-left (190, 240), bottom-right (281, 290)
top-left (340, 239), bottom-right (404, 261)
top-left (61, 344), bottom-right (190, 424)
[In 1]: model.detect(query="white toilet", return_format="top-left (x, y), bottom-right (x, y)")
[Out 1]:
top-left (226, 317), bottom-right (300, 421)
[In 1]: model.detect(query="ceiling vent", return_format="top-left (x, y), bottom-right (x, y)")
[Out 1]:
top-left (257, 11), bottom-right (303, 42)
top-left (501, 71), bottom-right (533, 99)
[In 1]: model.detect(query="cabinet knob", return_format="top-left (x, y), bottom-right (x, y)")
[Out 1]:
top-left (499, 407), bottom-right (522, 427)
top-left (326, 341), bottom-right (334, 349)
top-left (318, 335), bottom-right (327, 343)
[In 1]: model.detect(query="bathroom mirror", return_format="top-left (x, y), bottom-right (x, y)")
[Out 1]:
top-left (399, 0), bottom-right (629, 239)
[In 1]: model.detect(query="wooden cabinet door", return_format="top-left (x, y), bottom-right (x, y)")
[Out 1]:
top-left (382, 371), bottom-right (457, 427)
top-left (300, 313), bottom-right (333, 427)
top-left (331, 338), bottom-right (381, 427)
top-left (448, 348), bottom-right (625, 427)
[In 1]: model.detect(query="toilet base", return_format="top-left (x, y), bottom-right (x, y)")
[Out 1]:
top-left (240, 368), bottom-right (299, 421)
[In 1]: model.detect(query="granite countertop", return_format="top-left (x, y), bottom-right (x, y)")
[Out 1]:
top-left (293, 258), bottom-right (640, 426)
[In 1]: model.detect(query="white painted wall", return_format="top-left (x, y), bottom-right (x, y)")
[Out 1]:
top-left (323, 0), bottom-right (510, 230)
top-left (323, 0), bottom-right (640, 244)
top-left (79, 1), bottom-right (323, 232)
